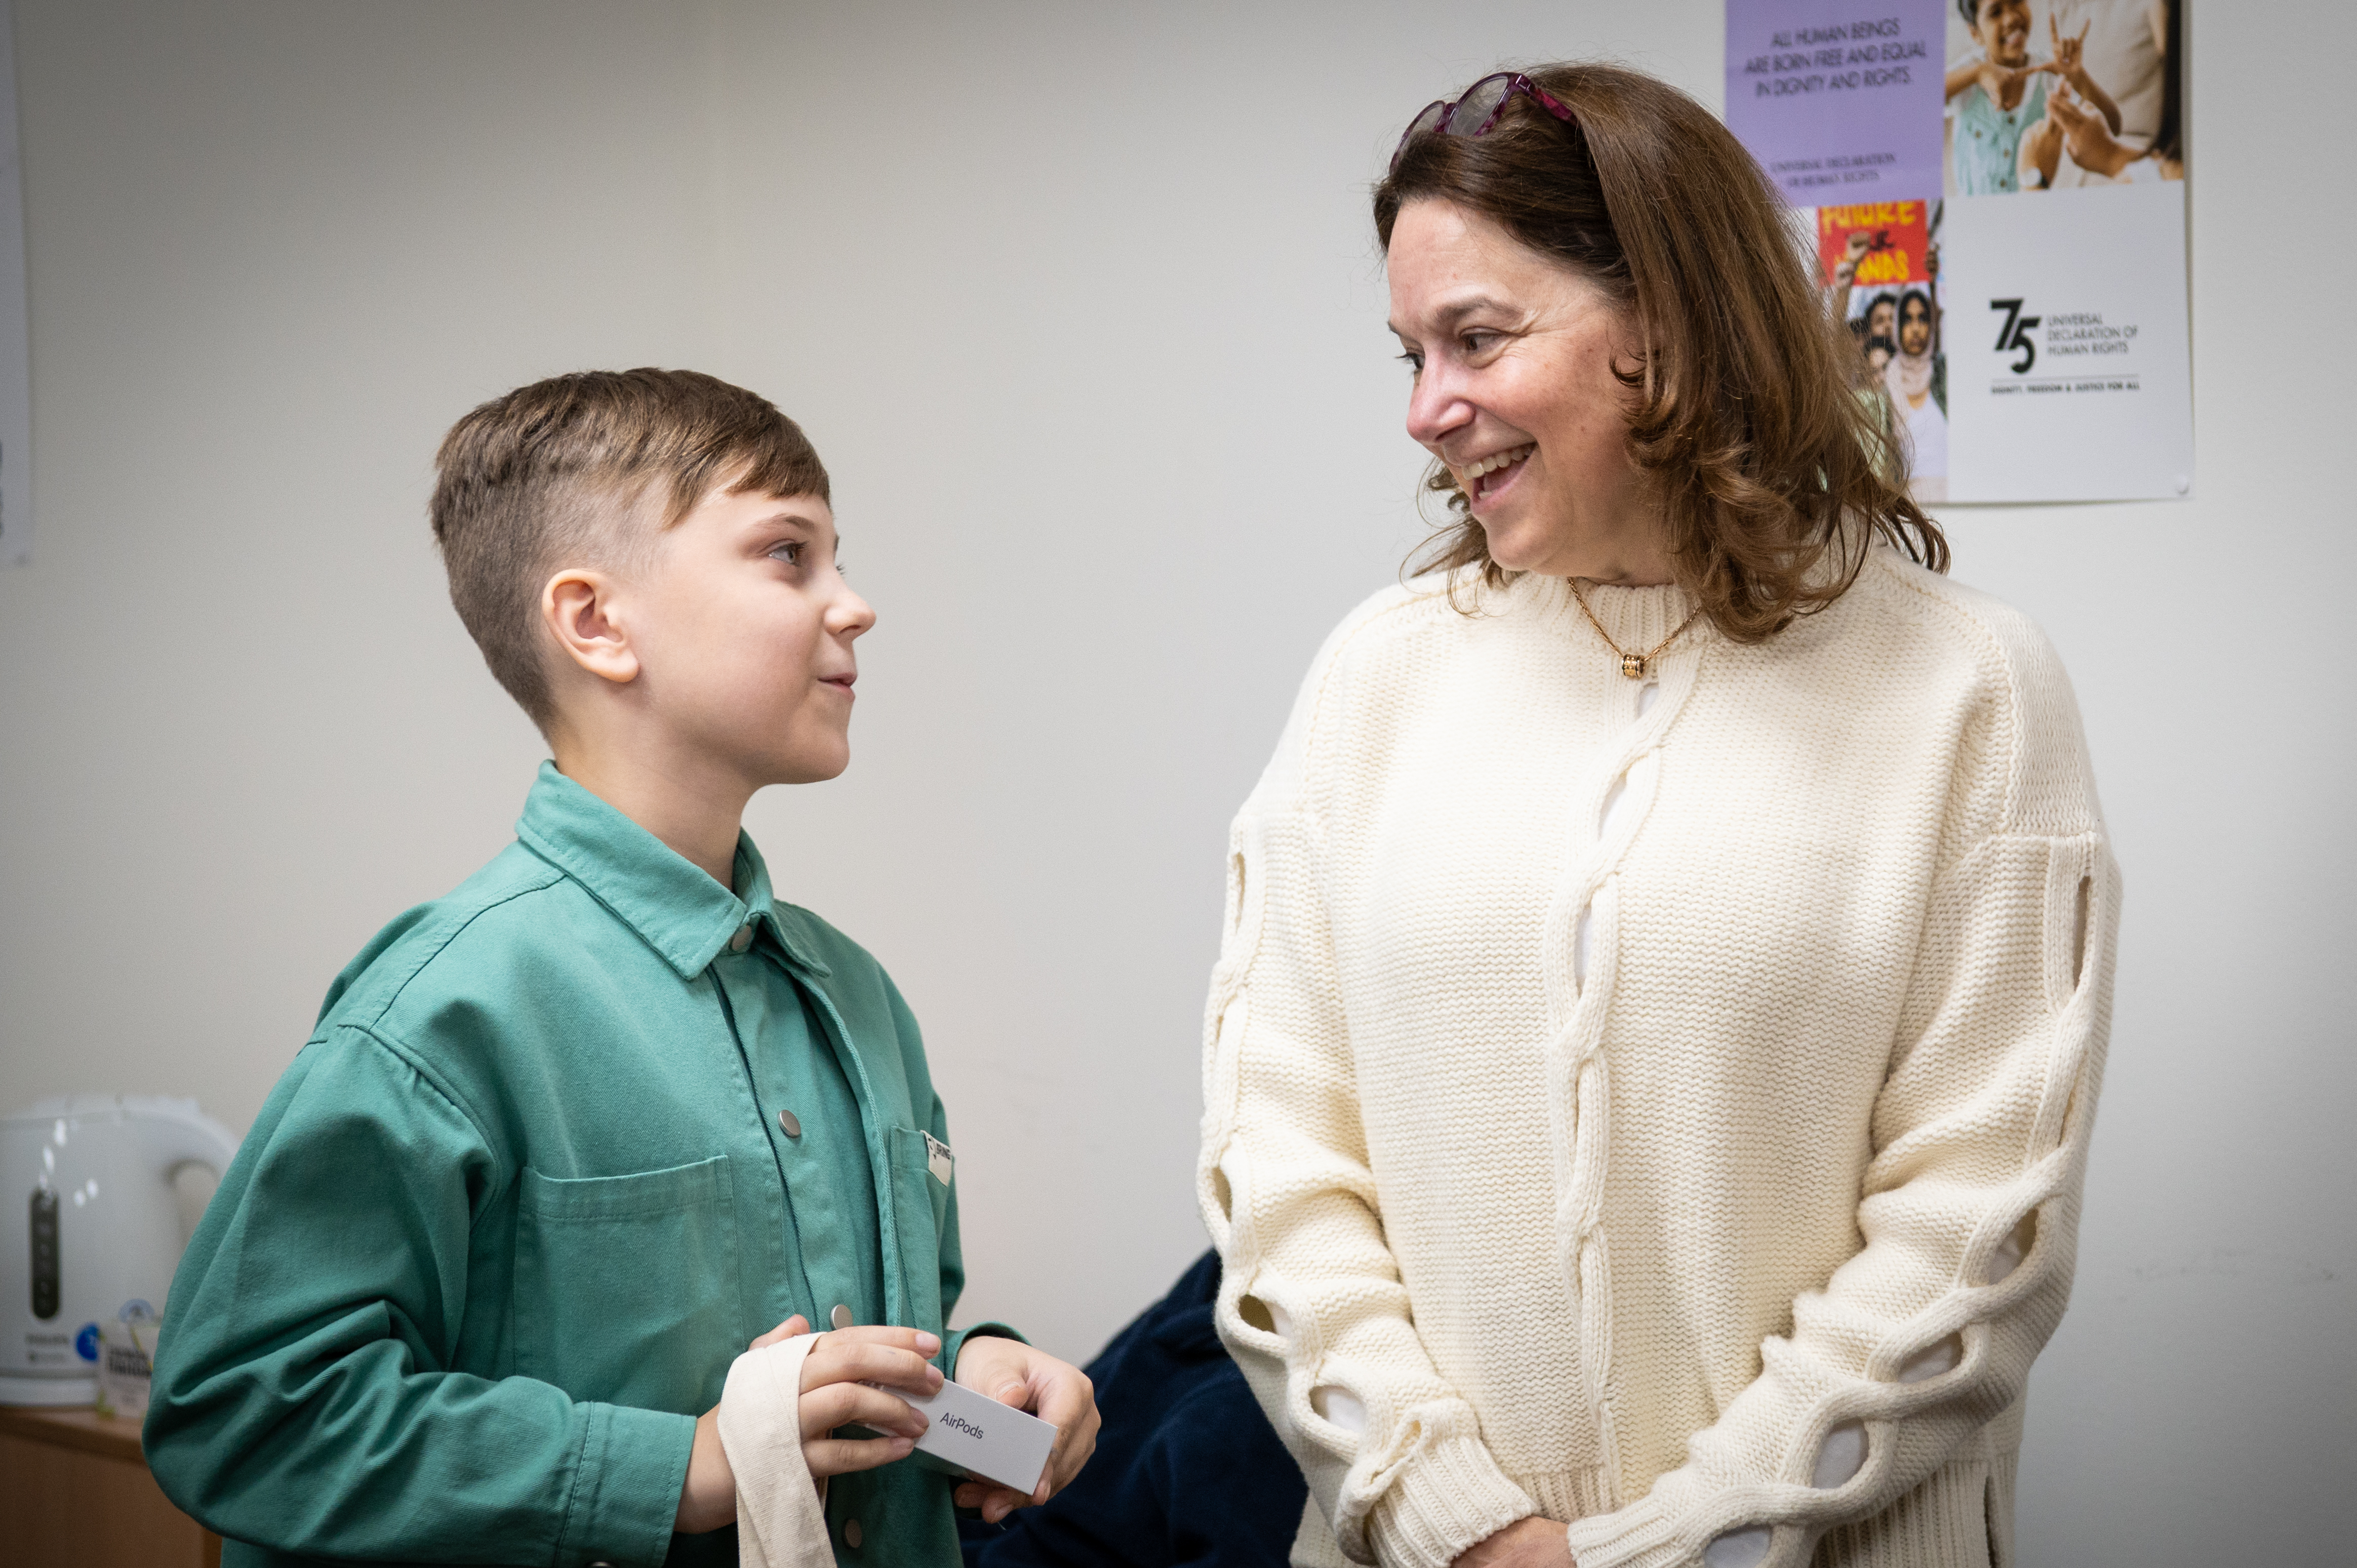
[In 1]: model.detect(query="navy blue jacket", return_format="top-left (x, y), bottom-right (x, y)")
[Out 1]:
top-left (960, 1252), bottom-right (1304, 1568)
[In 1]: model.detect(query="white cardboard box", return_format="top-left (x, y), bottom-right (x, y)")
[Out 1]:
top-left (878, 1375), bottom-right (1058, 1496)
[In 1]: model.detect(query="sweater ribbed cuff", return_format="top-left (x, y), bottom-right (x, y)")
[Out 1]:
top-left (561, 1402), bottom-right (697, 1568)
top-left (1565, 1438), bottom-right (2006, 1568)
top-left (1362, 1434), bottom-right (1537, 1568)
top-left (1564, 1492), bottom-right (1694, 1568)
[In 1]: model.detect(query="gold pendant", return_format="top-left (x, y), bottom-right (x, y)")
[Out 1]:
top-left (1621, 653), bottom-right (1647, 679)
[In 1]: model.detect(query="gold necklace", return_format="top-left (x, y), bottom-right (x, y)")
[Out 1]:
top-left (1567, 578), bottom-right (1703, 679)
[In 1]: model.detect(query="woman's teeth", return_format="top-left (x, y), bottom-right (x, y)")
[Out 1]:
top-left (1463, 444), bottom-right (1535, 483)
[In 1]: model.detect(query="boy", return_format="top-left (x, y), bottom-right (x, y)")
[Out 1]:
top-left (145, 370), bottom-right (1099, 1566)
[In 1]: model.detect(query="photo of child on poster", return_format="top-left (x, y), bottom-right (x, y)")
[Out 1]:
top-left (1945, 0), bottom-right (2183, 196)
top-left (1728, 0), bottom-right (2192, 502)
top-left (1821, 199), bottom-right (1947, 501)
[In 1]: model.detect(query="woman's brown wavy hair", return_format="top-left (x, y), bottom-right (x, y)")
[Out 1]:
top-left (1374, 63), bottom-right (1946, 638)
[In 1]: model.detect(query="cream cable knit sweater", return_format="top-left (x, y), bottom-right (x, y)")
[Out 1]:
top-left (1197, 551), bottom-right (2117, 1568)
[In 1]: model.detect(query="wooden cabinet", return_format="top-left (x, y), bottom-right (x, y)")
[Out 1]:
top-left (0, 1405), bottom-right (221, 1567)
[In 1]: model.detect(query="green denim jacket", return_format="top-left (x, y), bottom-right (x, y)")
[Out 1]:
top-left (145, 766), bottom-right (1006, 1567)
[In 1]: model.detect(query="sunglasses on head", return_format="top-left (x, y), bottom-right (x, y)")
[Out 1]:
top-left (1390, 72), bottom-right (1576, 174)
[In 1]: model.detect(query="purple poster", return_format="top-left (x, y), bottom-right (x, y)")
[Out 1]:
top-left (1725, 1), bottom-right (1944, 202)
top-left (1722, 0), bottom-right (2195, 505)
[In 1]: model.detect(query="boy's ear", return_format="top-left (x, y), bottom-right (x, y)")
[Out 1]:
top-left (541, 570), bottom-right (640, 686)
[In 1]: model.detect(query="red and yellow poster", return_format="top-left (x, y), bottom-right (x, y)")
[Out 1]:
top-left (1815, 200), bottom-right (1930, 287)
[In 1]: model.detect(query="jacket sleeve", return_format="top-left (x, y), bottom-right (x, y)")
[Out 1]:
top-left (1198, 615), bottom-right (1541, 1567)
top-left (143, 1028), bottom-right (694, 1567)
top-left (1564, 619), bottom-right (2121, 1568)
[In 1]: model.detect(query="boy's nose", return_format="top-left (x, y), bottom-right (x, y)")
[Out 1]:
top-left (833, 589), bottom-right (876, 637)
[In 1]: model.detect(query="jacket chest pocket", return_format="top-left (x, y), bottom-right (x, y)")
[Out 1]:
top-left (886, 1128), bottom-right (950, 1333)
top-left (511, 1154), bottom-right (746, 1413)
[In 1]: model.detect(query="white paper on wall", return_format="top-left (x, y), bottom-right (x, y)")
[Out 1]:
top-left (1727, 0), bottom-right (2192, 506)
top-left (1944, 181), bottom-right (2192, 502)
top-left (0, 0), bottom-right (29, 568)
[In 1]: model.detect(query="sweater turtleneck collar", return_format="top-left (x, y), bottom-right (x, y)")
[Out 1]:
top-left (1514, 573), bottom-right (1698, 659)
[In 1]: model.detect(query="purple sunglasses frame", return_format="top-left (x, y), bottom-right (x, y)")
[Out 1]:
top-left (1389, 72), bottom-right (1576, 174)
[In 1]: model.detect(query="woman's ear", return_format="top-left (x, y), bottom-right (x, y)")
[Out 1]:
top-left (542, 569), bottom-right (640, 686)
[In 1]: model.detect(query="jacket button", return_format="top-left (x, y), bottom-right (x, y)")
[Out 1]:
top-left (777, 1108), bottom-right (802, 1138)
top-left (831, 1303), bottom-right (853, 1330)
top-left (729, 926), bottom-right (753, 953)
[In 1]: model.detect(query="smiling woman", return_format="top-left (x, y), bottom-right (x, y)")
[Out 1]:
top-left (1377, 64), bottom-right (1944, 637)
top-left (1200, 61), bottom-right (2116, 1568)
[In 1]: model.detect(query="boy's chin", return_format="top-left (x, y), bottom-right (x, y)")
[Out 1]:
top-left (760, 740), bottom-right (853, 787)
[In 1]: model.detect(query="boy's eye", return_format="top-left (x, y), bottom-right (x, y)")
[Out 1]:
top-left (770, 541), bottom-right (803, 565)
top-left (1397, 351), bottom-right (1424, 375)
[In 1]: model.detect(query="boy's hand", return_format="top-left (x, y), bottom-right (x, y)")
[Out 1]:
top-left (673, 1315), bottom-right (944, 1535)
top-left (796, 1323), bottom-right (942, 1477)
top-left (948, 1337), bottom-right (1100, 1523)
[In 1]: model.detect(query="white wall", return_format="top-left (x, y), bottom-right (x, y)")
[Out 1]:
top-left (1, 2), bottom-right (2347, 1560)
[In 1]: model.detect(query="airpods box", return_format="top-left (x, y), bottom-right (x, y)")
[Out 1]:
top-left (880, 1375), bottom-right (1057, 1496)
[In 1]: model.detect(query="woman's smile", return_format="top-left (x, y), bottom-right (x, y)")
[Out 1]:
top-left (1455, 441), bottom-right (1537, 507)
top-left (1387, 197), bottom-right (1667, 581)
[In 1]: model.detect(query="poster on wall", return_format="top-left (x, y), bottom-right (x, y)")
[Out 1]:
top-left (0, 0), bottom-right (28, 565)
top-left (1726, 0), bottom-right (2190, 503)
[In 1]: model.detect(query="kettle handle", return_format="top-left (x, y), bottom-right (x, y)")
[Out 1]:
top-left (127, 1100), bottom-right (242, 1180)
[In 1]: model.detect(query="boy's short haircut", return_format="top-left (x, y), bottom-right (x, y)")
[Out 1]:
top-left (431, 368), bottom-right (830, 723)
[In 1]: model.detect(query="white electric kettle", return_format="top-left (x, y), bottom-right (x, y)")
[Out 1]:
top-left (3, 1095), bottom-right (240, 1405)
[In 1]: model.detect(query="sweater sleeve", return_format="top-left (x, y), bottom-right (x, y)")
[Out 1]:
top-left (1564, 614), bottom-right (2121, 1568)
top-left (1199, 611), bottom-right (1540, 1568)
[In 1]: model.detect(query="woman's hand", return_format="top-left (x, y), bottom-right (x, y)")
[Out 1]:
top-left (673, 1315), bottom-right (943, 1534)
top-left (2045, 86), bottom-right (2139, 179)
top-left (947, 1336), bottom-right (1101, 1523)
top-left (1453, 1516), bottom-right (1575, 1567)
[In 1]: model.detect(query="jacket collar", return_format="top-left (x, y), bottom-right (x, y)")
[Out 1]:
top-left (513, 762), bottom-right (831, 980)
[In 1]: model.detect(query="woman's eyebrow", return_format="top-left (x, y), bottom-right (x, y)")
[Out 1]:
top-left (1435, 294), bottom-right (1513, 325)
top-left (1390, 294), bottom-right (1517, 338)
